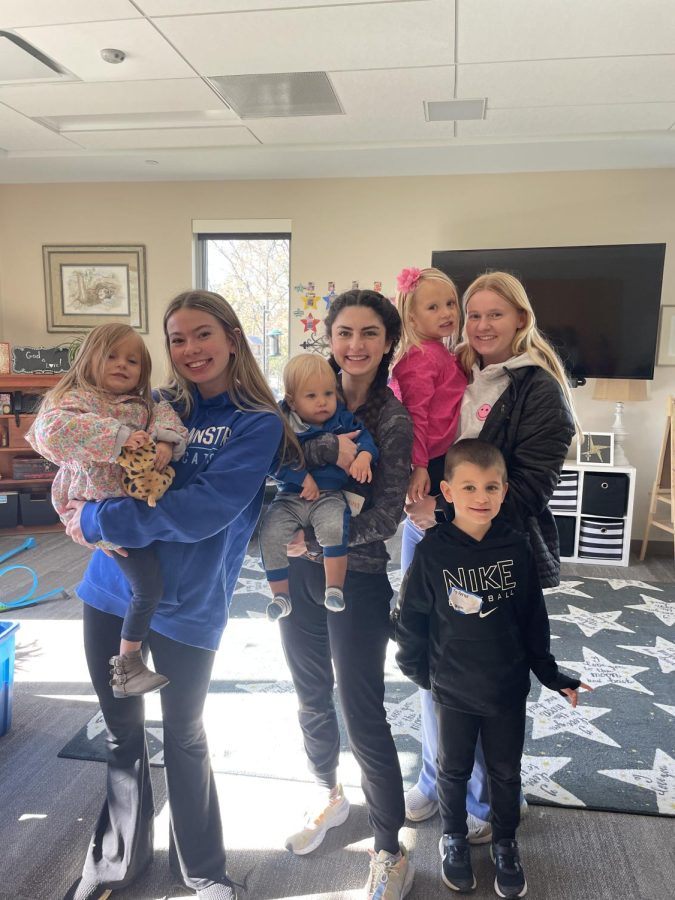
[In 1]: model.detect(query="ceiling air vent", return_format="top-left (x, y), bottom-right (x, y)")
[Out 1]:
top-left (0, 31), bottom-right (66, 83)
top-left (208, 71), bottom-right (343, 119)
top-left (424, 98), bottom-right (487, 122)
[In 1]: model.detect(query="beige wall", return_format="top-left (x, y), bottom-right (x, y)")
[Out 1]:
top-left (0, 170), bottom-right (673, 540)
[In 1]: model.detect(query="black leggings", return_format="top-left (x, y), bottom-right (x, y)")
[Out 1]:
top-left (81, 603), bottom-right (226, 892)
top-left (280, 557), bottom-right (404, 854)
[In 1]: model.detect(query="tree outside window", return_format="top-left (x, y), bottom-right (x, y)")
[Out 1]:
top-left (200, 235), bottom-right (290, 398)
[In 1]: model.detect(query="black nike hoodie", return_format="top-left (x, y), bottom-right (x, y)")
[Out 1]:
top-left (394, 515), bottom-right (580, 716)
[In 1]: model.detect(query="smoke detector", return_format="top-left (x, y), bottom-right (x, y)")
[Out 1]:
top-left (100, 48), bottom-right (126, 64)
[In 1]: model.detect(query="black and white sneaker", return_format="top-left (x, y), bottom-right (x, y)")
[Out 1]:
top-left (439, 834), bottom-right (476, 893)
top-left (490, 839), bottom-right (527, 898)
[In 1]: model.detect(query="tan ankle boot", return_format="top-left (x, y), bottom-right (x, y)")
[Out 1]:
top-left (109, 650), bottom-right (169, 698)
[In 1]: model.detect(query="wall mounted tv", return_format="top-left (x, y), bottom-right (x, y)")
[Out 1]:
top-left (431, 244), bottom-right (666, 381)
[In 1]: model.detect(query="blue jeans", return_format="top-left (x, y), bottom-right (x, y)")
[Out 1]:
top-left (401, 516), bottom-right (491, 820)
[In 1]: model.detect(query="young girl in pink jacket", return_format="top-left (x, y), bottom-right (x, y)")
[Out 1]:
top-left (27, 323), bottom-right (187, 698)
top-left (389, 266), bottom-right (467, 505)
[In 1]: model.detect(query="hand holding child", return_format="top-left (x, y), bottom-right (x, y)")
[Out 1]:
top-left (300, 473), bottom-right (320, 501)
top-left (561, 682), bottom-right (593, 708)
top-left (154, 440), bottom-right (173, 472)
top-left (349, 450), bottom-right (373, 484)
top-left (407, 466), bottom-right (431, 503)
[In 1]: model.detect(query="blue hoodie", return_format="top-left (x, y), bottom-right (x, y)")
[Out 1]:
top-left (77, 389), bottom-right (282, 650)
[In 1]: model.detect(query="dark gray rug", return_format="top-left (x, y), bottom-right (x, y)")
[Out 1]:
top-left (58, 560), bottom-right (675, 817)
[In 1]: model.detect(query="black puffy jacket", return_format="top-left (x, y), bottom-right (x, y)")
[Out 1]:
top-left (479, 365), bottom-right (575, 588)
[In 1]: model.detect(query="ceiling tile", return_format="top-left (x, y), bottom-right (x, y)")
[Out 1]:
top-left (247, 67), bottom-right (456, 143)
top-left (0, 0), bottom-right (141, 27)
top-left (153, 1), bottom-right (454, 75)
top-left (458, 103), bottom-right (675, 138)
top-left (0, 78), bottom-right (226, 117)
top-left (458, 0), bottom-right (675, 62)
top-left (139, 0), bottom-right (415, 11)
top-left (14, 18), bottom-right (195, 81)
top-left (68, 125), bottom-right (257, 149)
top-left (458, 56), bottom-right (675, 108)
top-left (0, 102), bottom-right (82, 149)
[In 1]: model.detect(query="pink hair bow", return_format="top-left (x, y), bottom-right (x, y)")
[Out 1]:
top-left (396, 267), bottom-right (422, 294)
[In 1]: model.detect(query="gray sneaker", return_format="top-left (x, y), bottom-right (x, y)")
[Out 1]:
top-left (404, 786), bottom-right (438, 822)
top-left (109, 651), bottom-right (169, 698)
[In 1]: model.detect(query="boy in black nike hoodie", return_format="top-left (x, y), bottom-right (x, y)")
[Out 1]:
top-left (395, 439), bottom-right (589, 899)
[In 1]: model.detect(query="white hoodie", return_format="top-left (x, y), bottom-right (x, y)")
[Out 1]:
top-left (457, 352), bottom-right (537, 441)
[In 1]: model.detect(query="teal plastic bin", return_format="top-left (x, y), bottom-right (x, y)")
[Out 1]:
top-left (0, 621), bottom-right (20, 737)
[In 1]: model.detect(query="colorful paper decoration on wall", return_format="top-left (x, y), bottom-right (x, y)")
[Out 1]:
top-left (300, 312), bottom-right (319, 333)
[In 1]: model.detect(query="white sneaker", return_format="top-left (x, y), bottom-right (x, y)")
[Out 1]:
top-left (466, 800), bottom-right (528, 844)
top-left (284, 784), bottom-right (350, 855)
top-left (404, 785), bottom-right (438, 822)
top-left (365, 844), bottom-right (414, 900)
top-left (467, 811), bottom-right (492, 844)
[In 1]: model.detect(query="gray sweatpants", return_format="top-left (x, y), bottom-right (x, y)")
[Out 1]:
top-left (259, 490), bottom-right (350, 582)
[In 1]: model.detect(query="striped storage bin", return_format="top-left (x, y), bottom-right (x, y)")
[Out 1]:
top-left (578, 517), bottom-right (625, 560)
top-left (550, 471), bottom-right (579, 511)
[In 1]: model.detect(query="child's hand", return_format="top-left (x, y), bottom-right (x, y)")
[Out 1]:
top-left (407, 466), bottom-right (431, 503)
top-left (300, 473), bottom-right (320, 501)
top-left (349, 451), bottom-right (373, 484)
top-left (154, 441), bottom-right (173, 472)
top-left (561, 682), bottom-right (593, 708)
top-left (124, 430), bottom-right (151, 451)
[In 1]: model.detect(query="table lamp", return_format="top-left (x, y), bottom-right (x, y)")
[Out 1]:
top-left (592, 378), bottom-right (649, 466)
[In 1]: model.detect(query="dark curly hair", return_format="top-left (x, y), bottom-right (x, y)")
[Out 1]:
top-left (324, 289), bottom-right (402, 434)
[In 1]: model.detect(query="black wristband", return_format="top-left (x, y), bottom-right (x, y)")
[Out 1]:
top-left (434, 495), bottom-right (449, 525)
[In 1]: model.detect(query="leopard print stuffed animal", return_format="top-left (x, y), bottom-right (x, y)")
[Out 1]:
top-left (117, 440), bottom-right (174, 508)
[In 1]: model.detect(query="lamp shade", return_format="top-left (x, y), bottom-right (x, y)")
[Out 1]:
top-left (592, 379), bottom-right (649, 402)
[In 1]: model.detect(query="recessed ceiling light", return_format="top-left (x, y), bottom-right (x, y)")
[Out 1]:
top-left (424, 98), bottom-right (487, 122)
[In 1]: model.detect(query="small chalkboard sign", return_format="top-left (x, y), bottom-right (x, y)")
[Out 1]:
top-left (12, 345), bottom-right (71, 375)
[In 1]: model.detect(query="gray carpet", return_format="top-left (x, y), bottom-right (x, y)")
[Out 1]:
top-left (57, 559), bottom-right (674, 817)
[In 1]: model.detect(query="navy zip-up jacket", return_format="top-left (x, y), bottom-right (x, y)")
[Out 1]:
top-left (273, 402), bottom-right (378, 493)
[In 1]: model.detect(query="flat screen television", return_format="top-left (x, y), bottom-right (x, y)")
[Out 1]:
top-left (431, 244), bottom-right (666, 381)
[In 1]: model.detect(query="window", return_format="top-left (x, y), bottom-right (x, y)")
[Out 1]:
top-left (196, 232), bottom-right (291, 398)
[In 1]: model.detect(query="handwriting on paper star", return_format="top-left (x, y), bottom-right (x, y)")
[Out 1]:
top-left (301, 313), bottom-right (319, 333)
top-left (526, 686), bottom-right (619, 747)
top-left (241, 554), bottom-right (264, 573)
top-left (600, 749), bottom-right (675, 816)
top-left (585, 577), bottom-right (662, 592)
top-left (384, 693), bottom-right (422, 742)
top-left (549, 605), bottom-right (634, 637)
top-left (625, 594), bottom-right (675, 627)
top-left (559, 647), bottom-right (652, 695)
top-left (618, 636), bottom-right (675, 674)
top-left (543, 581), bottom-right (593, 599)
top-left (234, 576), bottom-right (273, 599)
top-left (521, 755), bottom-right (585, 807)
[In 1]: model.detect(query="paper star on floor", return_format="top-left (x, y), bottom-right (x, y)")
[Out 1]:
top-left (526, 685), bottom-right (620, 747)
top-left (548, 605), bottom-right (634, 637)
top-left (240, 554), bottom-right (264, 573)
top-left (384, 692), bottom-right (422, 742)
top-left (654, 704), bottom-right (675, 718)
top-left (542, 581), bottom-right (593, 599)
top-left (234, 576), bottom-right (273, 598)
top-left (558, 647), bottom-right (653, 695)
top-left (521, 755), bottom-right (585, 807)
top-left (585, 577), bottom-right (662, 592)
top-left (599, 749), bottom-right (675, 816)
top-left (625, 594), bottom-right (675, 627)
top-left (617, 636), bottom-right (675, 674)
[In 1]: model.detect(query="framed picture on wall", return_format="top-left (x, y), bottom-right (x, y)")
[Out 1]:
top-left (43, 244), bottom-right (147, 333)
top-left (657, 306), bottom-right (675, 366)
top-left (577, 431), bottom-right (615, 467)
top-left (0, 342), bottom-right (10, 375)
